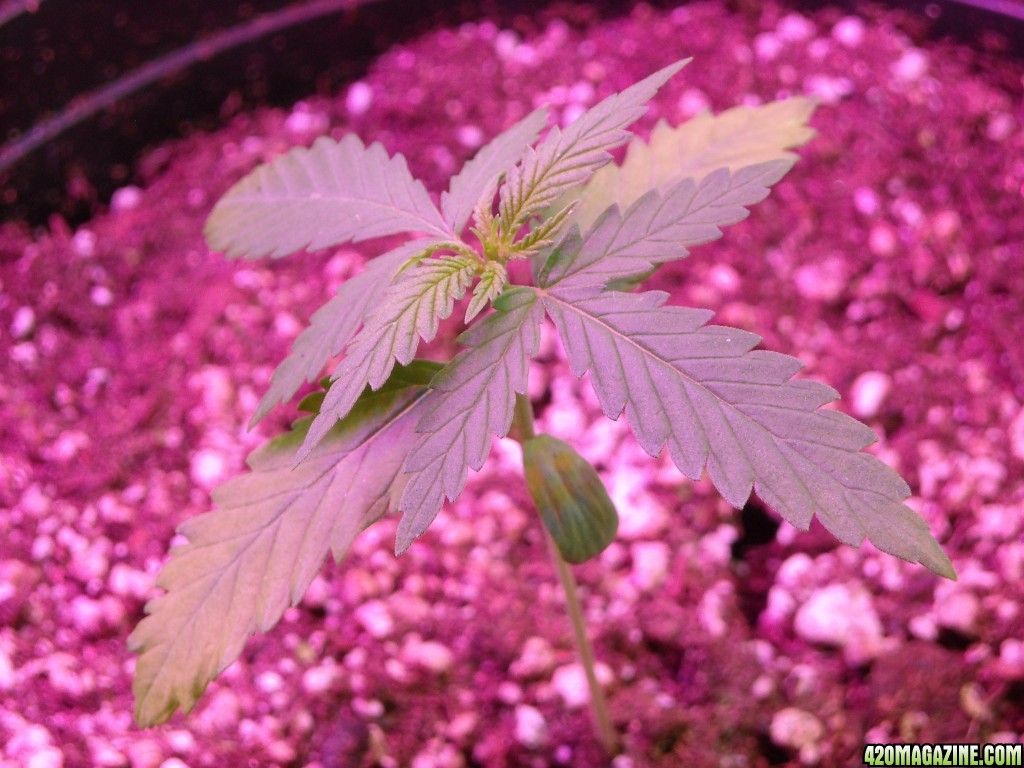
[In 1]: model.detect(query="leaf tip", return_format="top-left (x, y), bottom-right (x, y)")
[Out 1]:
top-left (394, 529), bottom-right (414, 557)
top-left (630, 58), bottom-right (691, 102)
top-left (248, 401), bottom-right (272, 430)
top-left (291, 426), bottom-right (321, 467)
top-left (133, 694), bottom-right (174, 729)
top-left (925, 546), bottom-right (957, 581)
top-left (671, 56), bottom-right (694, 73)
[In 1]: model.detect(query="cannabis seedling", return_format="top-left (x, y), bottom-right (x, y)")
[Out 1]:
top-left (129, 60), bottom-right (956, 747)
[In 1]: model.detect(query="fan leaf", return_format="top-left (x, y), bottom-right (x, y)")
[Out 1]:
top-left (540, 287), bottom-right (955, 579)
top-left (514, 200), bottom-right (577, 261)
top-left (127, 361), bottom-right (440, 727)
top-left (442, 107), bottom-right (549, 234)
top-left (395, 287), bottom-right (545, 554)
top-left (571, 97), bottom-right (817, 231)
top-left (250, 238), bottom-right (441, 426)
top-left (537, 160), bottom-right (793, 290)
top-left (298, 255), bottom-right (480, 461)
top-left (497, 60), bottom-right (689, 232)
top-left (205, 134), bottom-right (452, 259)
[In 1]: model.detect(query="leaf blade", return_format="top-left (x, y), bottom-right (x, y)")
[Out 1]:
top-left (205, 134), bottom-right (452, 259)
top-left (251, 238), bottom-right (439, 426)
top-left (442, 107), bottom-right (549, 234)
top-left (128, 363), bottom-right (438, 726)
top-left (541, 288), bottom-right (954, 579)
top-left (464, 261), bottom-right (508, 323)
top-left (497, 60), bottom-right (689, 231)
top-left (539, 160), bottom-right (793, 289)
top-left (395, 287), bottom-right (545, 553)
top-left (571, 97), bottom-right (817, 231)
top-left (298, 255), bottom-right (480, 461)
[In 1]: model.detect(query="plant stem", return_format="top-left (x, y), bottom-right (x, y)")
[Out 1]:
top-left (544, 527), bottom-right (620, 755)
top-left (512, 392), bottom-right (538, 441)
top-left (512, 393), bottom-right (620, 756)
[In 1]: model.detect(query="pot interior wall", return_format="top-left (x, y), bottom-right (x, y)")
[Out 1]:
top-left (1, 0), bottom-right (1020, 228)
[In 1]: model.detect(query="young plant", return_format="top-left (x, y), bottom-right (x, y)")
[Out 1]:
top-left (128, 59), bottom-right (956, 745)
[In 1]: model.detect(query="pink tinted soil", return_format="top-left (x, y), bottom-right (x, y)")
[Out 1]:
top-left (2, 2), bottom-right (1023, 766)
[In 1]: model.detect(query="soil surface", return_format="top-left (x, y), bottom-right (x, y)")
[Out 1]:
top-left (2, 2), bottom-right (1023, 767)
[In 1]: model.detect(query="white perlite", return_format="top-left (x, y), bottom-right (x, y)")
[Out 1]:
top-left (513, 704), bottom-right (549, 749)
top-left (110, 185), bottom-right (143, 212)
top-left (189, 448), bottom-right (228, 491)
top-left (832, 16), bottom-right (865, 47)
top-left (933, 583), bottom-right (980, 636)
top-left (550, 662), bottom-right (613, 710)
top-left (0, 648), bottom-right (14, 691)
top-left (1009, 408), bottom-right (1024, 462)
top-left (510, 636), bottom-right (556, 679)
top-left (794, 583), bottom-right (887, 664)
top-left (850, 371), bottom-right (892, 419)
top-left (629, 541), bottom-right (671, 591)
top-left (285, 104), bottom-right (329, 138)
top-left (891, 48), bottom-right (929, 82)
top-left (10, 306), bottom-right (35, 339)
top-left (770, 707), bottom-right (825, 764)
top-left (698, 580), bottom-right (734, 638)
top-left (400, 636), bottom-right (454, 674)
top-left (345, 82), bottom-right (374, 115)
top-left (354, 600), bottom-right (394, 639)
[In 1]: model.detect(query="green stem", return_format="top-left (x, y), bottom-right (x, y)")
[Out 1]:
top-left (512, 393), bottom-right (620, 756)
top-left (512, 392), bottom-right (538, 441)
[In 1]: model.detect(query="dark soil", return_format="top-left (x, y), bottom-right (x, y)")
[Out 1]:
top-left (1, 2), bottom-right (1022, 766)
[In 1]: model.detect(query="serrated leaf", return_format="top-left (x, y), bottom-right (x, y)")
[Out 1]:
top-left (540, 287), bottom-right (955, 579)
top-left (469, 173), bottom-right (502, 239)
top-left (251, 238), bottom-right (440, 426)
top-left (464, 261), bottom-right (508, 323)
top-left (298, 255), bottom-right (480, 461)
top-left (395, 287), bottom-right (545, 553)
top-left (127, 361), bottom-right (439, 726)
top-left (296, 389), bottom-right (325, 414)
top-left (537, 160), bottom-right (792, 290)
top-left (513, 200), bottom-right (576, 261)
top-left (497, 59), bottom-right (689, 232)
top-left (205, 134), bottom-right (452, 259)
top-left (442, 107), bottom-right (549, 234)
top-left (571, 97), bottom-right (817, 231)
